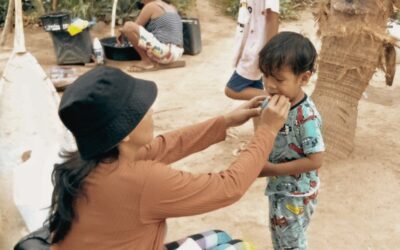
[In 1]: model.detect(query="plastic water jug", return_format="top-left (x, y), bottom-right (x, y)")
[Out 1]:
top-left (93, 37), bottom-right (104, 64)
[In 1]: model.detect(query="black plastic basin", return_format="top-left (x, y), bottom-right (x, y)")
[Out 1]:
top-left (100, 37), bottom-right (141, 61)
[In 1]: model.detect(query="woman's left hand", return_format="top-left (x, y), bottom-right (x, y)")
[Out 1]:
top-left (223, 96), bottom-right (266, 127)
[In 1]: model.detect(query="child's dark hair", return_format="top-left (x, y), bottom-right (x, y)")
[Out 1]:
top-left (259, 31), bottom-right (317, 77)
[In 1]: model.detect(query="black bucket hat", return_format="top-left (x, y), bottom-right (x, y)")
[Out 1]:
top-left (59, 66), bottom-right (157, 160)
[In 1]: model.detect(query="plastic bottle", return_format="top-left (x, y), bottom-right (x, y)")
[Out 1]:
top-left (93, 38), bottom-right (104, 64)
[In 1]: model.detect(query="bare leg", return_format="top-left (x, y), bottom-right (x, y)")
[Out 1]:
top-left (225, 86), bottom-right (268, 100)
top-left (121, 22), bottom-right (155, 69)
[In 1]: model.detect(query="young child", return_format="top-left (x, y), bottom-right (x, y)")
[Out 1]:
top-left (258, 32), bottom-right (325, 250)
top-left (225, 0), bottom-right (279, 102)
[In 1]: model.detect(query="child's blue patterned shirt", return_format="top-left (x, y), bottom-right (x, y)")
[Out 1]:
top-left (265, 95), bottom-right (325, 197)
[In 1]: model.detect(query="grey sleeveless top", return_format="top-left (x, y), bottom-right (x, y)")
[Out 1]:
top-left (145, 12), bottom-right (183, 47)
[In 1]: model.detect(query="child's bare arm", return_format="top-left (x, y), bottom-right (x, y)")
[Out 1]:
top-left (259, 152), bottom-right (323, 177)
top-left (265, 9), bottom-right (279, 43)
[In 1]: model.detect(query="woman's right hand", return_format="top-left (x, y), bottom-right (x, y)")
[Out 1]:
top-left (223, 96), bottom-right (266, 128)
top-left (260, 95), bottom-right (290, 134)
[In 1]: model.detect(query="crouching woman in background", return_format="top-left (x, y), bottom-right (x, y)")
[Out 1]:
top-left (119, 0), bottom-right (184, 72)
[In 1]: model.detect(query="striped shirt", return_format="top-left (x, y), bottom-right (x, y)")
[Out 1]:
top-left (146, 12), bottom-right (183, 46)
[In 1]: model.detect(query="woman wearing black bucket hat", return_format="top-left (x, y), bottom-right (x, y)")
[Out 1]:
top-left (48, 66), bottom-right (290, 249)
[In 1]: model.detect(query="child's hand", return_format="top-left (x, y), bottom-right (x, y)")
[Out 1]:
top-left (223, 96), bottom-right (266, 127)
top-left (259, 95), bottom-right (290, 134)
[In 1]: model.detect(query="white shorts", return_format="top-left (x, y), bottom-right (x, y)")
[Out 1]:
top-left (138, 26), bottom-right (183, 64)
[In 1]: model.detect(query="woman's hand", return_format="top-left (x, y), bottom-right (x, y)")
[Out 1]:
top-left (223, 96), bottom-right (266, 127)
top-left (116, 29), bottom-right (125, 46)
top-left (259, 95), bottom-right (290, 134)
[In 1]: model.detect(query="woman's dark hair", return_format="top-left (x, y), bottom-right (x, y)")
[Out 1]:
top-left (162, 0), bottom-right (172, 4)
top-left (259, 31), bottom-right (317, 77)
top-left (47, 148), bottom-right (119, 244)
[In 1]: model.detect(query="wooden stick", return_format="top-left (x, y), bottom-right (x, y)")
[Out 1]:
top-left (111, 0), bottom-right (118, 37)
top-left (52, 0), bottom-right (57, 11)
top-left (0, 0), bottom-right (15, 47)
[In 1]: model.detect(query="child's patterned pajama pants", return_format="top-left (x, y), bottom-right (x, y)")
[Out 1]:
top-left (268, 194), bottom-right (317, 250)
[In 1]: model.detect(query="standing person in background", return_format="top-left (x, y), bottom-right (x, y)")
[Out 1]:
top-left (225, 0), bottom-right (279, 129)
top-left (119, 0), bottom-right (183, 72)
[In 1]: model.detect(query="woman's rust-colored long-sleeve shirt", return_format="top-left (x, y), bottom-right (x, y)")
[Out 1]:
top-left (52, 117), bottom-right (276, 250)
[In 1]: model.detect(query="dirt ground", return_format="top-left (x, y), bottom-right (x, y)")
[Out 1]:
top-left (1, 0), bottom-right (400, 249)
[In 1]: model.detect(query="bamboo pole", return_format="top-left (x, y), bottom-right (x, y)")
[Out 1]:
top-left (14, 0), bottom-right (25, 53)
top-left (111, 0), bottom-right (118, 37)
top-left (0, 0), bottom-right (15, 47)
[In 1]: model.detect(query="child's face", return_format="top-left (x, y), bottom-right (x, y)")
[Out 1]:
top-left (263, 66), bottom-right (311, 104)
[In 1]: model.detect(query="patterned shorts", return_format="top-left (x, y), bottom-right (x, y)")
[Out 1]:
top-left (138, 26), bottom-right (183, 64)
top-left (164, 230), bottom-right (255, 250)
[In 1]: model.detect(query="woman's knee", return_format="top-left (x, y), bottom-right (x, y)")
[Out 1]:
top-left (122, 21), bottom-right (140, 35)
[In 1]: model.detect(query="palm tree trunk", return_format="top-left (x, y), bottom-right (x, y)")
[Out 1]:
top-left (0, 0), bottom-right (15, 47)
top-left (313, 0), bottom-right (395, 162)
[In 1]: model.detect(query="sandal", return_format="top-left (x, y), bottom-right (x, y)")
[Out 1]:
top-left (127, 60), bottom-right (186, 73)
top-left (128, 64), bottom-right (159, 72)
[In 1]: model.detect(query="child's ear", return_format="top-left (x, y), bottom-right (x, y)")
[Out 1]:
top-left (300, 71), bottom-right (312, 86)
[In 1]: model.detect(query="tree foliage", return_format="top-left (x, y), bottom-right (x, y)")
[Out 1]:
top-left (215, 0), bottom-right (317, 20)
top-left (0, 0), bottom-right (195, 25)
